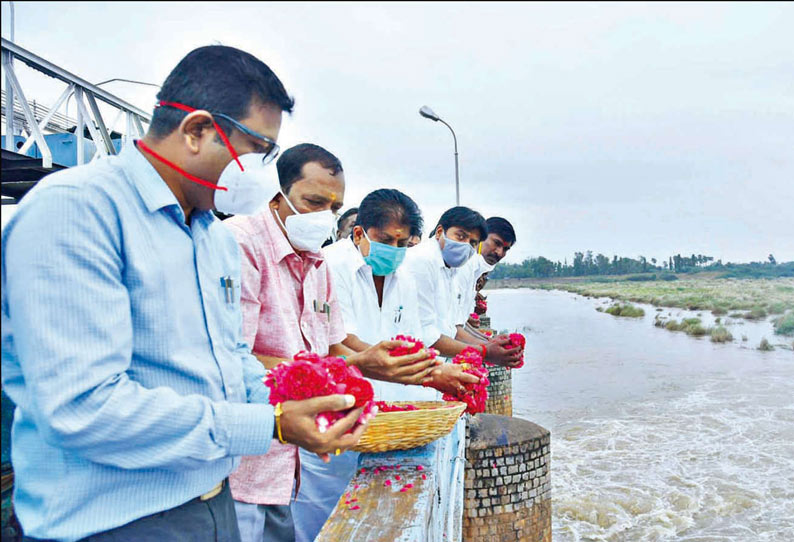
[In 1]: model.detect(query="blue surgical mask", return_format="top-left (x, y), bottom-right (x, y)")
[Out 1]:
top-left (440, 233), bottom-right (474, 268)
top-left (360, 230), bottom-right (407, 276)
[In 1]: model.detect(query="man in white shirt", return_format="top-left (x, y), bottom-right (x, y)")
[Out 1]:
top-left (293, 190), bottom-right (480, 541)
top-left (403, 207), bottom-right (523, 367)
top-left (454, 217), bottom-right (517, 332)
top-left (326, 189), bottom-right (480, 399)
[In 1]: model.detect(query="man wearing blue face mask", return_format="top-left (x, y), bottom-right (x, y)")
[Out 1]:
top-left (403, 207), bottom-right (524, 367)
top-left (325, 190), bottom-right (481, 398)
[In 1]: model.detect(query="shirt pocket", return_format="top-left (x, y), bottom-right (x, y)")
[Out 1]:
top-left (217, 274), bottom-right (243, 350)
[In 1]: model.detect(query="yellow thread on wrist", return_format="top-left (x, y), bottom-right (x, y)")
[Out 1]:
top-left (275, 402), bottom-right (287, 444)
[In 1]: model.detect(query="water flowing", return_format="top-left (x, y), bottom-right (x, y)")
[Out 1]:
top-left (488, 288), bottom-right (794, 541)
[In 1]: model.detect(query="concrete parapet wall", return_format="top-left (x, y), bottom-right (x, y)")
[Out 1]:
top-left (464, 414), bottom-right (551, 542)
top-left (317, 419), bottom-right (466, 542)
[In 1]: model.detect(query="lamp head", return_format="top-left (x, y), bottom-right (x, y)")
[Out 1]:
top-left (419, 105), bottom-right (440, 122)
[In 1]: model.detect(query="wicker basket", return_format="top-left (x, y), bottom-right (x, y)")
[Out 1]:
top-left (352, 401), bottom-right (466, 453)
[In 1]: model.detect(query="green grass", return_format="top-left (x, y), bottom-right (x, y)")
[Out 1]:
top-left (773, 312), bottom-right (794, 336)
top-left (710, 326), bottom-right (733, 343)
top-left (604, 304), bottom-right (645, 318)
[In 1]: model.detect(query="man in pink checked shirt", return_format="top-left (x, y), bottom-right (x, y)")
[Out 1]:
top-left (223, 143), bottom-right (438, 542)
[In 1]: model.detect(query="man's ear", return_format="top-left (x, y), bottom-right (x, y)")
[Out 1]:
top-left (352, 225), bottom-right (364, 246)
top-left (434, 224), bottom-right (444, 240)
top-left (179, 111), bottom-right (215, 154)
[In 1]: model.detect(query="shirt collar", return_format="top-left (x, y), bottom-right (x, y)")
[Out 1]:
top-left (120, 141), bottom-right (182, 214)
top-left (426, 237), bottom-right (446, 270)
top-left (260, 202), bottom-right (325, 267)
top-left (339, 238), bottom-right (368, 272)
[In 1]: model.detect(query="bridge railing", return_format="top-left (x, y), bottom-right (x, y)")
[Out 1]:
top-left (1, 37), bottom-right (151, 168)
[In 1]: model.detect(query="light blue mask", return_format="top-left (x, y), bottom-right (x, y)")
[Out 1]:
top-left (440, 233), bottom-right (474, 268)
top-left (361, 230), bottom-right (407, 276)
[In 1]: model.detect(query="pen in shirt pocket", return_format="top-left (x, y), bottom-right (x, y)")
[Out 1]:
top-left (221, 276), bottom-right (235, 304)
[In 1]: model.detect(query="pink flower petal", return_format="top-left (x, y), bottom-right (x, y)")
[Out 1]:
top-left (384, 480), bottom-right (391, 486)
top-left (416, 465), bottom-right (424, 471)
top-left (350, 505), bottom-right (360, 510)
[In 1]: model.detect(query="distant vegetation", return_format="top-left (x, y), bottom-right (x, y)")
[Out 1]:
top-left (492, 275), bottom-right (794, 318)
top-left (490, 252), bottom-right (794, 280)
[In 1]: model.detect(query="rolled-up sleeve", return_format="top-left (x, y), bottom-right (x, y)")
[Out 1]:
top-left (5, 186), bottom-right (271, 470)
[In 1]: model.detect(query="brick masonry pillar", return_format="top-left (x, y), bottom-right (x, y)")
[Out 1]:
top-left (463, 414), bottom-right (551, 542)
top-left (485, 365), bottom-right (513, 417)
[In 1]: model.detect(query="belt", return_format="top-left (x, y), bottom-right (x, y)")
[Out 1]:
top-left (200, 479), bottom-right (225, 501)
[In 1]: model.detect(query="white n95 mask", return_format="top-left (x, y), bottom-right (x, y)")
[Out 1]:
top-left (275, 190), bottom-right (336, 252)
top-left (213, 153), bottom-right (274, 215)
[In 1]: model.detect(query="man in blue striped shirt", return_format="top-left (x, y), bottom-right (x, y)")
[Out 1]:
top-left (1, 45), bottom-right (367, 542)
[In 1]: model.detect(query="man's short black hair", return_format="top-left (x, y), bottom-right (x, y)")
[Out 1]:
top-left (432, 206), bottom-right (487, 241)
top-left (357, 189), bottom-right (424, 238)
top-left (338, 207), bottom-right (358, 229)
top-left (276, 143), bottom-right (343, 194)
top-left (486, 217), bottom-right (516, 245)
top-left (149, 45), bottom-right (294, 139)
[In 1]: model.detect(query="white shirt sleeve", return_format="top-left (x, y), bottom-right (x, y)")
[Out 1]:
top-left (405, 251), bottom-right (443, 346)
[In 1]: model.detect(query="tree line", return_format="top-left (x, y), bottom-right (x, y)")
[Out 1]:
top-left (489, 252), bottom-right (791, 279)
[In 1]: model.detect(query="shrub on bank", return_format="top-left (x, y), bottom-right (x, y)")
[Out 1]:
top-left (710, 326), bottom-right (733, 343)
top-left (743, 306), bottom-right (767, 320)
top-left (605, 304), bottom-right (645, 318)
top-left (773, 312), bottom-right (794, 336)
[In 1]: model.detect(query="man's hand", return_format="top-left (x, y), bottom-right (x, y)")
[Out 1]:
top-left (348, 340), bottom-right (441, 385)
top-left (421, 363), bottom-right (482, 395)
top-left (278, 394), bottom-right (370, 463)
top-left (484, 335), bottom-right (523, 368)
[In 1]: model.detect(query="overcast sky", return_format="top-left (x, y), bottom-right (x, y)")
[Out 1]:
top-left (2, 1), bottom-right (793, 264)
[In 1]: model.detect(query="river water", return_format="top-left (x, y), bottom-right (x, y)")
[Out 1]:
top-left (487, 288), bottom-right (794, 542)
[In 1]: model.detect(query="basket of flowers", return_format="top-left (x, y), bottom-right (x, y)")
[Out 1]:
top-left (352, 400), bottom-right (466, 453)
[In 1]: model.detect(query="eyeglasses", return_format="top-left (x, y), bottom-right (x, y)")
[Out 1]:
top-left (154, 101), bottom-right (280, 165)
top-left (212, 112), bottom-right (280, 165)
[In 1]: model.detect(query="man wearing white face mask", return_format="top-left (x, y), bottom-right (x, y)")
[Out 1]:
top-left (2, 46), bottom-right (371, 542)
top-left (223, 145), bottom-right (440, 541)
top-left (403, 206), bottom-right (525, 367)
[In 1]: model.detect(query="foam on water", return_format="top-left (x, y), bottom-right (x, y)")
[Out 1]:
top-left (551, 376), bottom-right (794, 541)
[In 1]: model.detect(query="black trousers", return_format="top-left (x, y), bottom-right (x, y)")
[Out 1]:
top-left (23, 481), bottom-right (241, 542)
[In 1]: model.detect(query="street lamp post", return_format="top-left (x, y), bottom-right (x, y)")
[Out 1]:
top-left (419, 105), bottom-right (459, 206)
